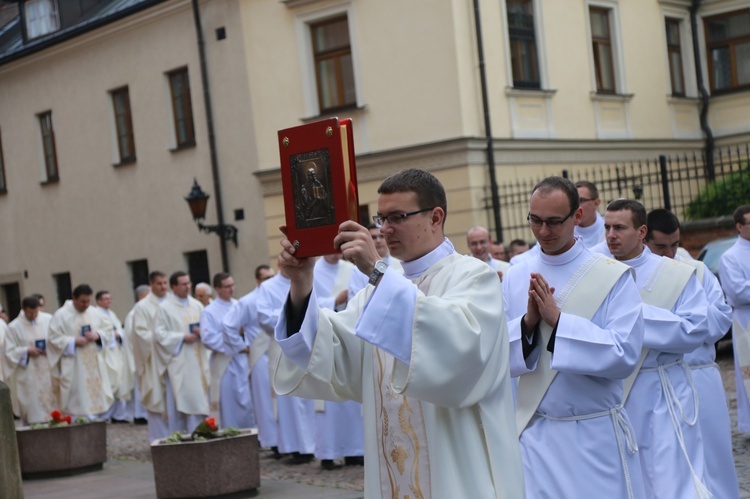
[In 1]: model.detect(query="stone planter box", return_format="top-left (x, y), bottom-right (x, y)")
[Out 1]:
top-left (151, 428), bottom-right (260, 498)
top-left (15, 421), bottom-right (107, 478)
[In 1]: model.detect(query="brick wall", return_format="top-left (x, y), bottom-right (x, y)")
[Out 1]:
top-left (681, 216), bottom-right (737, 257)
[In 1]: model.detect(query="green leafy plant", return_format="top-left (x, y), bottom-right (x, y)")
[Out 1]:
top-left (684, 167), bottom-right (750, 220)
top-left (160, 417), bottom-right (242, 445)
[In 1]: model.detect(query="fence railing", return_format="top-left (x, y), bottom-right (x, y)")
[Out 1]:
top-left (486, 143), bottom-right (750, 243)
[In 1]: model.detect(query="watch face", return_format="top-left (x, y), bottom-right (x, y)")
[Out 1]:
top-left (375, 261), bottom-right (388, 272)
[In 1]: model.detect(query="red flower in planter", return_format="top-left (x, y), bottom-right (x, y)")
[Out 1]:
top-left (51, 410), bottom-right (62, 422)
top-left (206, 417), bottom-right (217, 431)
top-left (63, 415), bottom-right (72, 424)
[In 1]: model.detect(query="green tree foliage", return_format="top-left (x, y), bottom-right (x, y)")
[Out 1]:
top-left (685, 167), bottom-right (750, 220)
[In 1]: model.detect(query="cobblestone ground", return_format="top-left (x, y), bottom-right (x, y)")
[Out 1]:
top-left (107, 342), bottom-right (749, 495)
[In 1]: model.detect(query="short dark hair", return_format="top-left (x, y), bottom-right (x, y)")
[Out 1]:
top-left (149, 271), bottom-right (166, 283)
top-left (31, 293), bottom-right (45, 302)
top-left (532, 177), bottom-right (580, 213)
top-left (646, 209), bottom-right (680, 241)
top-left (95, 290), bottom-right (110, 301)
top-left (509, 239), bottom-right (528, 248)
top-left (734, 205), bottom-right (750, 225)
top-left (606, 199), bottom-right (647, 228)
top-left (212, 272), bottom-right (232, 289)
top-left (22, 296), bottom-right (40, 309)
top-left (254, 264), bottom-right (271, 281)
top-left (574, 180), bottom-right (599, 199)
top-left (72, 284), bottom-right (93, 298)
top-left (367, 222), bottom-right (379, 230)
top-left (378, 169), bottom-right (447, 225)
top-left (169, 271), bottom-right (188, 287)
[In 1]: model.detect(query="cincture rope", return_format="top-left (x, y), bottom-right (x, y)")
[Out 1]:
top-left (535, 405), bottom-right (637, 499)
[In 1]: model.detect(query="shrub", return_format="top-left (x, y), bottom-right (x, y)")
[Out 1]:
top-left (684, 167), bottom-right (750, 220)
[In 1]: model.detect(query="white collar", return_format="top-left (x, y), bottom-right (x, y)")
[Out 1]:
top-left (401, 238), bottom-right (455, 280)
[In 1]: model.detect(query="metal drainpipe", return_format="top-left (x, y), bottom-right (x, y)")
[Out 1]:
top-left (191, 0), bottom-right (231, 272)
top-left (690, 0), bottom-right (716, 181)
top-left (473, 0), bottom-right (503, 242)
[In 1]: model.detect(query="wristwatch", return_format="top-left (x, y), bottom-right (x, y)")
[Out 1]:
top-left (368, 260), bottom-right (388, 285)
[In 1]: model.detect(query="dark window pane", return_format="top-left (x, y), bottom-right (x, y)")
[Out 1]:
top-left (737, 41), bottom-right (750, 85)
top-left (311, 16), bottom-right (356, 111)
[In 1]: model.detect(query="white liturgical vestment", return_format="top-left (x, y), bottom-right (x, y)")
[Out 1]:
top-left (574, 211), bottom-right (606, 248)
top-left (257, 273), bottom-right (315, 456)
top-left (201, 296), bottom-right (254, 429)
top-left (504, 239), bottom-right (645, 499)
top-left (154, 294), bottom-right (209, 423)
top-left (224, 288), bottom-right (278, 448)
top-left (47, 301), bottom-right (114, 416)
top-left (594, 245), bottom-right (710, 499)
top-left (271, 239), bottom-right (525, 499)
top-left (4, 313), bottom-right (55, 423)
top-left (720, 236), bottom-right (750, 436)
top-left (679, 256), bottom-right (739, 498)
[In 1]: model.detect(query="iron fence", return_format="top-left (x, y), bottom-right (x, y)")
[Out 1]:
top-left (487, 143), bottom-right (750, 243)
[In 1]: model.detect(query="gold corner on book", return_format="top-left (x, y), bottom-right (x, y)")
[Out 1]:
top-left (326, 126), bottom-right (333, 137)
top-left (282, 136), bottom-right (289, 147)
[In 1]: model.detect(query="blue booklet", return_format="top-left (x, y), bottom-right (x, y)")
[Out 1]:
top-left (189, 323), bottom-right (200, 334)
top-left (81, 325), bottom-right (91, 337)
top-left (35, 339), bottom-right (46, 351)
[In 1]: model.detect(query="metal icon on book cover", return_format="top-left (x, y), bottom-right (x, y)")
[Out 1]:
top-left (291, 149), bottom-right (335, 229)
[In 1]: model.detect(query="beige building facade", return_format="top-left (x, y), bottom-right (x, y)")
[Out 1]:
top-left (1, 0), bottom-right (748, 317)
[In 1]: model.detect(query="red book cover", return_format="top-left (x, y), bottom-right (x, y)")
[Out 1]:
top-left (278, 118), bottom-right (359, 258)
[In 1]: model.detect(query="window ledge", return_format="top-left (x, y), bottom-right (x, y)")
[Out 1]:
top-left (169, 141), bottom-right (196, 153)
top-left (40, 176), bottom-right (59, 186)
top-left (113, 157), bottom-right (137, 168)
top-left (667, 95), bottom-right (700, 104)
top-left (590, 92), bottom-right (634, 103)
top-left (280, 0), bottom-right (324, 8)
top-left (709, 86), bottom-right (750, 100)
top-left (505, 87), bottom-right (557, 98)
top-left (301, 104), bottom-right (367, 123)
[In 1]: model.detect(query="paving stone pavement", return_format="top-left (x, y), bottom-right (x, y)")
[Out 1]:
top-left (20, 341), bottom-right (750, 498)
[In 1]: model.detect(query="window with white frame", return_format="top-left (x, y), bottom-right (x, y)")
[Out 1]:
top-left (589, 6), bottom-right (616, 93)
top-left (665, 18), bottom-right (686, 96)
top-left (310, 15), bottom-right (356, 112)
top-left (24, 0), bottom-right (59, 39)
top-left (704, 9), bottom-right (750, 93)
top-left (507, 0), bottom-right (540, 89)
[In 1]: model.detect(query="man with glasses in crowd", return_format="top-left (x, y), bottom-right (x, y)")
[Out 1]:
top-left (574, 180), bottom-right (606, 248)
top-left (269, 168), bottom-right (524, 498)
top-left (503, 177), bottom-right (646, 498)
top-left (467, 225), bottom-right (509, 279)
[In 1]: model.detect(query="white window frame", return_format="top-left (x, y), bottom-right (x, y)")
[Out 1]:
top-left (24, 0), bottom-right (60, 39)
top-left (500, 0), bottom-right (550, 91)
top-left (585, 0), bottom-right (628, 95)
top-left (294, 2), bottom-right (363, 118)
top-left (661, 8), bottom-right (698, 98)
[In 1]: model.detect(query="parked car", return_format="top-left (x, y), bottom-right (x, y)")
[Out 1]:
top-left (697, 235), bottom-right (738, 345)
top-left (697, 235), bottom-right (738, 279)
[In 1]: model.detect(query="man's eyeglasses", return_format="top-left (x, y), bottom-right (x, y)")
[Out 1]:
top-left (373, 207), bottom-right (434, 227)
top-left (527, 209), bottom-right (576, 229)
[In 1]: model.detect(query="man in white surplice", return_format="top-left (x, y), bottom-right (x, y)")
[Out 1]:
top-left (3, 296), bottom-right (55, 424)
top-left (594, 199), bottom-right (710, 498)
top-left (646, 208), bottom-right (739, 499)
top-left (503, 177), bottom-right (646, 499)
top-left (312, 254), bottom-right (364, 470)
top-left (122, 284), bottom-right (150, 424)
top-left (720, 205), bottom-right (750, 437)
top-left (347, 224), bottom-right (402, 299)
top-left (96, 290), bottom-right (132, 423)
top-left (223, 264), bottom-right (279, 455)
top-left (154, 271), bottom-right (209, 434)
top-left (201, 272), bottom-right (252, 429)
top-left (257, 269), bottom-right (316, 465)
top-left (47, 284), bottom-right (114, 418)
top-left (467, 225), bottom-right (509, 280)
top-left (573, 180), bottom-right (605, 248)
top-left (131, 271), bottom-right (170, 441)
top-left (271, 169), bottom-right (524, 498)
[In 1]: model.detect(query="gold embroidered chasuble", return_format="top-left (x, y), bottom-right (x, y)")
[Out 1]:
top-left (4, 313), bottom-right (56, 423)
top-left (271, 253), bottom-right (525, 498)
top-left (154, 294), bottom-right (210, 416)
top-left (47, 301), bottom-right (113, 415)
